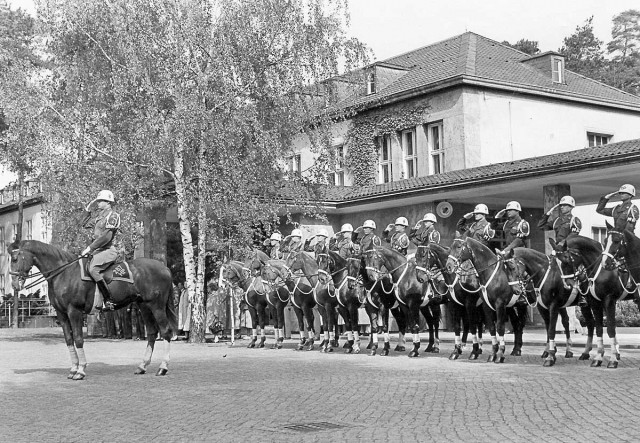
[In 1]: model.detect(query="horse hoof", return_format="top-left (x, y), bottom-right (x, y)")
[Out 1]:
top-left (134, 368), bottom-right (146, 375)
top-left (156, 368), bottom-right (168, 376)
top-left (72, 372), bottom-right (85, 381)
top-left (296, 345), bottom-right (304, 351)
top-left (366, 342), bottom-right (373, 350)
top-left (67, 371), bottom-right (77, 379)
top-left (578, 353), bottom-right (590, 361)
top-left (541, 350), bottom-right (549, 359)
top-left (543, 358), bottom-right (555, 367)
top-left (276, 343), bottom-right (283, 350)
top-left (247, 342), bottom-right (256, 349)
top-left (331, 340), bottom-right (339, 348)
top-left (607, 361), bottom-right (619, 369)
top-left (369, 349), bottom-right (377, 356)
top-left (425, 344), bottom-right (433, 353)
top-left (616, 353), bottom-right (621, 361)
top-left (591, 360), bottom-right (602, 368)
top-left (381, 349), bottom-right (389, 356)
top-left (510, 349), bottom-right (521, 356)
top-left (270, 344), bottom-right (277, 350)
top-left (431, 346), bottom-right (440, 354)
top-left (325, 346), bottom-right (334, 353)
top-left (343, 341), bottom-right (350, 349)
top-left (408, 351), bottom-right (419, 358)
top-left (496, 356), bottom-right (505, 364)
top-left (565, 351), bottom-right (574, 359)
top-left (468, 352), bottom-right (478, 361)
top-left (487, 354), bottom-right (496, 363)
top-left (306, 345), bottom-right (315, 351)
top-left (449, 352), bottom-right (460, 360)
top-left (394, 345), bottom-right (405, 352)
top-left (345, 347), bottom-right (354, 354)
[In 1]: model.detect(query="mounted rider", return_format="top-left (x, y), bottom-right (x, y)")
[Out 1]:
top-left (456, 204), bottom-right (495, 246)
top-left (409, 212), bottom-right (441, 246)
top-left (331, 223), bottom-right (356, 259)
top-left (537, 195), bottom-right (584, 304)
top-left (596, 184), bottom-right (639, 290)
top-left (382, 217), bottom-right (410, 256)
top-left (304, 229), bottom-right (329, 257)
top-left (494, 201), bottom-right (530, 256)
top-left (537, 195), bottom-right (582, 243)
top-left (282, 228), bottom-right (304, 260)
top-left (353, 219), bottom-right (382, 252)
top-left (264, 232), bottom-right (283, 260)
top-left (81, 190), bottom-right (121, 311)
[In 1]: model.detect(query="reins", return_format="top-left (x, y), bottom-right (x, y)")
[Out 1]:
top-left (10, 249), bottom-right (85, 290)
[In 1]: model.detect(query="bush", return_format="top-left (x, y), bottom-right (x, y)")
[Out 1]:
top-left (575, 300), bottom-right (640, 327)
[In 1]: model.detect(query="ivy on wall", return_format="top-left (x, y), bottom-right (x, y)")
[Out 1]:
top-left (344, 103), bottom-right (429, 187)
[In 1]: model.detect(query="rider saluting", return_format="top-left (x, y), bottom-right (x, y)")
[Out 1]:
top-left (409, 213), bottom-right (440, 246)
top-left (331, 224), bottom-right (356, 259)
top-left (382, 217), bottom-right (410, 256)
top-left (537, 195), bottom-right (581, 242)
top-left (456, 204), bottom-right (495, 246)
top-left (81, 190), bottom-right (121, 311)
top-left (494, 201), bottom-right (530, 256)
top-left (354, 220), bottom-right (382, 252)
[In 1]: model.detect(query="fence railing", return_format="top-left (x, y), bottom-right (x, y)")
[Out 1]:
top-left (0, 299), bottom-right (55, 326)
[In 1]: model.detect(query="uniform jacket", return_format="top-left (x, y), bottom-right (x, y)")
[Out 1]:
top-left (382, 229), bottom-right (410, 256)
top-left (409, 225), bottom-right (441, 246)
top-left (332, 235), bottom-right (355, 259)
top-left (596, 197), bottom-right (639, 232)
top-left (537, 213), bottom-right (582, 242)
top-left (358, 232), bottom-right (382, 252)
top-left (82, 208), bottom-right (121, 252)
top-left (501, 215), bottom-right (530, 249)
top-left (456, 217), bottom-right (494, 247)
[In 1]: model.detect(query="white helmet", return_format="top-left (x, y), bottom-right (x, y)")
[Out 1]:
top-left (340, 223), bottom-right (354, 233)
top-left (270, 232), bottom-right (282, 241)
top-left (559, 196), bottom-right (575, 207)
top-left (316, 229), bottom-right (328, 238)
top-left (473, 204), bottom-right (489, 215)
top-left (395, 217), bottom-right (408, 226)
top-left (505, 201), bottom-right (522, 212)
top-left (291, 228), bottom-right (302, 238)
top-left (422, 213), bottom-right (437, 223)
top-left (96, 190), bottom-right (115, 203)
top-left (619, 184), bottom-right (636, 197)
top-left (363, 220), bottom-right (376, 229)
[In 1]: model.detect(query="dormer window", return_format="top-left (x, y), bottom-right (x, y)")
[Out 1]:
top-left (366, 72), bottom-right (376, 95)
top-left (552, 57), bottom-right (563, 83)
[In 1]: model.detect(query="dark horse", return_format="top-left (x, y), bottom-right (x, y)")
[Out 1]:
top-left (446, 238), bottom-right (530, 363)
top-left (317, 249), bottom-right (364, 353)
top-left (414, 242), bottom-right (485, 360)
top-left (346, 254), bottom-right (408, 356)
top-left (364, 246), bottom-right (442, 358)
top-left (502, 247), bottom-right (587, 366)
top-left (9, 240), bottom-right (177, 379)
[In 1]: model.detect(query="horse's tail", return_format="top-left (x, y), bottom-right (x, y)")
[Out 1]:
top-left (165, 284), bottom-right (179, 335)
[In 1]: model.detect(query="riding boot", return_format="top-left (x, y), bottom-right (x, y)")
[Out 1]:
top-left (96, 280), bottom-right (116, 311)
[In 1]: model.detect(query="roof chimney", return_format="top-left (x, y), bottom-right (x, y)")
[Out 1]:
top-left (521, 51), bottom-right (565, 84)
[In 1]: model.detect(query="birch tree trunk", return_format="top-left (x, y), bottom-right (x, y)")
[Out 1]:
top-left (12, 170), bottom-right (24, 328)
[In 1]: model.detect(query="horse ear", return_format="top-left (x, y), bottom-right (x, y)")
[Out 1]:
top-left (605, 220), bottom-right (614, 231)
top-left (548, 238), bottom-right (557, 250)
top-left (503, 248), bottom-right (514, 259)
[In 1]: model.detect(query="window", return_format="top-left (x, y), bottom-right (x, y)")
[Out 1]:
top-left (12, 223), bottom-right (18, 241)
top-left (552, 57), bottom-right (563, 83)
top-left (401, 129), bottom-right (417, 179)
top-left (288, 154), bottom-right (301, 176)
top-left (0, 227), bottom-right (4, 255)
top-left (378, 135), bottom-right (393, 183)
top-left (41, 214), bottom-right (48, 242)
top-left (366, 72), bottom-right (376, 95)
top-left (592, 227), bottom-right (607, 246)
top-left (587, 132), bottom-right (611, 147)
top-left (0, 275), bottom-right (4, 295)
top-left (427, 122), bottom-right (444, 175)
top-left (25, 220), bottom-right (32, 241)
top-left (333, 146), bottom-right (344, 186)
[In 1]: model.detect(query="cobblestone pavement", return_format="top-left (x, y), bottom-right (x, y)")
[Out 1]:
top-left (1, 329), bottom-right (640, 443)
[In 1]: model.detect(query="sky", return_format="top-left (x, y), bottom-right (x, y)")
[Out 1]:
top-left (3, 0), bottom-right (639, 187)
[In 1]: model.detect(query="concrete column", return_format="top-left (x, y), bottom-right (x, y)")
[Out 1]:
top-left (542, 184), bottom-right (570, 255)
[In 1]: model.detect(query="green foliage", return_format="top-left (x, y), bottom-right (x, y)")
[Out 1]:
top-left (344, 103), bottom-right (429, 186)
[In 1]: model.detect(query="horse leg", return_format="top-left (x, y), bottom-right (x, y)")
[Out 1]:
top-left (538, 305), bottom-right (551, 358)
top-left (293, 306), bottom-right (305, 350)
top-left (303, 303), bottom-right (316, 351)
top-left (257, 304), bottom-right (267, 348)
top-left (591, 300), bottom-right (605, 367)
top-left (494, 303), bottom-right (508, 364)
top-left (450, 302), bottom-right (463, 360)
top-left (134, 303), bottom-right (157, 374)
top-left (365, 303), bottom-right (378, 355)
top-left (58, 311), bottom-right (79, 379)
top-left (483, 305), bottom-right (498, 362)
top-left (247, 307), bottom-right (258, 348)
top-left (507, 306), bottom-right (523, 356)
top-left (579, 304), bottom-right (595, 360)
top-left (350, 303), bottom-right (361, 354)
top-left (431, 305), bottom-right (441, 353)
top-left (323, 304), bottom-right (335, 353)
top-left (543, 304), bottom-right (560, 367)
top-left (605, 297), bottom-right (620, 369)
top-left (559, 307), bottom-right (573, 358)
top-left (465, 297), bottom-right (479, 360)
top-left (393, 305), bottom-right (407, 352)
top-left (408, 304), bottom-right (421, 358)
top-left (64, 308), bottom-right (88, 381)
top-left (339, 305), bottom-right (353, 353)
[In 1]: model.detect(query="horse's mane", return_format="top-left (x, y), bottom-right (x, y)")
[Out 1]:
top-left (466, 237), bottom-right (496, 258)
top-left (427, 243), bottom-right (450, 255)
top-left (254, 250), bottom-right (270, 261)
top-left (327, 249), bottom-right (347, 265)
top-left (20, 240), bottom-right (75, 262)
top-left (566, 234), bottom-right (602, 253)
top-left (373, 245), bottom-right (406, 262)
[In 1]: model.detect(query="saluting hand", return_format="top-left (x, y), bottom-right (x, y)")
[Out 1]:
top-left (546, 204), bottom-right (559, 216)
top-left (495, 209), bottom-right (506, 218)
top-left (463, 212), bottom-right (474, 220)
top-left (85, 199), bottom-right (97, 212)
top-left (80, 247), bottom-right (91, 257)
top-left (605, 192), bottom-right (618, 199)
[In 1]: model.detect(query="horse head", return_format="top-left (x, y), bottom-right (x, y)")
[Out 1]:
top-left (602, 220), bottom-right (626, 269)
top-left (550, 236), bottom-right (589, 285)
top-left (362, 247), bottom-right (386, 282)
top-left (315, 244), bottom-right (333, 285)
top-left (243, 251), bottom-right (264, 277)
top-left (501, 248), bottom-right (526, 289)
top-left (261, 260), bottom-right (291, 284)
top-left (221, 261), bottom-right (246, 287)
top-left (445, 237), bottom-right (469, 274)
top-left (8, 241), bottom-right (38, 291)
top-left (346, 256), bottom-right (362, 290)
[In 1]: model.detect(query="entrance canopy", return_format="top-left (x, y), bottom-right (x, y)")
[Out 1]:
top-left (322, 139), bottom-right (640, 213)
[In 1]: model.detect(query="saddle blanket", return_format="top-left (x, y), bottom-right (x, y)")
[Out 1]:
top-left (80, 257), bottom-right (135, 284)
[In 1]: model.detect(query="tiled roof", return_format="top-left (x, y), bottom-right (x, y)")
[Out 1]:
top-left (338, 32), bottom-right (640, 111)
top-left (320, 138), bottom-right (640, 204)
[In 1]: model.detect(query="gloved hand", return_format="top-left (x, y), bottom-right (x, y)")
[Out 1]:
top-left (463, 212), bottom-right (474, 220)
top-left (385, 223), bottom-right (395, 231)
top-left (80, 247), bottom-right (91, 257)
top-left (605, 192), bottom-right (618, 199)
top-left (85, 199), bottom-right (97, 212)
top-left (546, 204), bottom-right (559, 216)
top-left (495, 209), bottom-right (506, 218)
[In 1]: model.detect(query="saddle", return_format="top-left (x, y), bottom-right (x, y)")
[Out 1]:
top-left (80, 257), bottom-right (134, 284)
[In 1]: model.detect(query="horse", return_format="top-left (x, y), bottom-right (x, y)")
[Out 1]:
top-left (8, 240), bottom-right (177, 379)
top-left (224, 256), bottom-right (270, 348)
top-left (414, 242), bottom-right (485, 360)
top-left (346, 254), bottom-right (408, 356)
top-left (502, 247), bottom-right (588, 366)
top-left (363, 246), bottom-right (442, 358)
top-left (285, 251), bottom-right (338, 352)
top-left (260, 258), bottom-right (319, 350)
top-left (551, 234), bottom-right (633, 368)
top-left (255, 259), bottom-right (294, 349)
top-left (317, 249), bottom-right (365, 353)
top-left (445, 237), bottom-right (530, 363)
